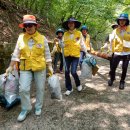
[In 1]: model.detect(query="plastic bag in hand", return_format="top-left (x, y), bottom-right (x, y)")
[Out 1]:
top-left (0, 74), bottom-right (6, 95)
top-left (84, 54), bottom-right (97, 67)
top-left (4, 73), bottom-right (19, 104)
top-left (80, 62), bottom-right (92, 79)
top-left (48, 75), bottom-right (62, 100)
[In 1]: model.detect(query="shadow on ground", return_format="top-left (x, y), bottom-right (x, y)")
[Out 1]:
top-left (0, 57), bottom-right (130, 130)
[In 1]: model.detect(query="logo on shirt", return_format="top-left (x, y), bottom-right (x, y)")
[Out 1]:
top-left (127, 32), bottom-right (130, 34)
top-left (76, 37), bottom-right (80, 41)
top-left (36, 43), bottom-right (42, 48)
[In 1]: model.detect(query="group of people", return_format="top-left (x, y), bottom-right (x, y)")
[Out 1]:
top-left (5, 13), bottom-right (130, 122)
top-left (52, 24), bottom-right (92, 73)
top-left (100, 13), bottom-right (130, 90)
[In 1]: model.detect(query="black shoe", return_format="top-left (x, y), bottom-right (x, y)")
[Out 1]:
top-left (108, 79), bottom-right (113, 86)
top-left (119, 82), bottom-right (125, 90)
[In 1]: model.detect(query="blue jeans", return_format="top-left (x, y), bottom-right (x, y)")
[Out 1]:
top-left (65, 56), bottom-right (80, 91)
top-left (19, 70), bottom-right (46, 111)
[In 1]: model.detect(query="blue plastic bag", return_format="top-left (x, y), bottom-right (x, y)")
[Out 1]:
top-left (83, 54), bottom-right (97, 67)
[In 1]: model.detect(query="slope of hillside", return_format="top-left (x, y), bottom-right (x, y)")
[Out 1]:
top-left (0, 0), bottom-right (54, 44)
top-left (0, 0), bottom-right (54, 73)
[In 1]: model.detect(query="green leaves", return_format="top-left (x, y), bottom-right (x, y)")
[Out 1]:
top-left (12, 0), bottom-right (128, 43)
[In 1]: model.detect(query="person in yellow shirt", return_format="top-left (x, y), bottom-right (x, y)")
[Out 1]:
top-left (101, 24), bottom-right (118, 52)
top-left (101, 24), bottom-right (118, 77)
top-left (6, 15), bottom-right (53, 121)
top-left (79, 25), bottom-right (94, 68)
top-left (62, 17), bottom-right (87, 95)
top-left (51, 29), bottom-right (64, 73)
top-left (108, 13), bottom-right (130, 90)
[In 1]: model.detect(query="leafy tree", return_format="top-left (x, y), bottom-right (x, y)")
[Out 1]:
top-left (11, 0), bottom-right (129, 49)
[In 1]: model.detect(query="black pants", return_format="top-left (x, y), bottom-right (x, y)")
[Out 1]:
top-left (109, 54), bottom-right (130, 83)
top-left (109, 53), bottom-right (114, 73)
top-left (53, 52), bottom-right (63, 72)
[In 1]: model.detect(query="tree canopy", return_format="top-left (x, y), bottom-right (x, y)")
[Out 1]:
top-left (11, 0), bottom-right (130, 48)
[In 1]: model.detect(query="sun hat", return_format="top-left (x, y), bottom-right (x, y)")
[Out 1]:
top-left (56, 28), bottom-right (64, 35)
top-left (80, 25), bottom-right (88, 31)
top-left (62, 17), bottom-right (81, 30)
top-left (117, 13), bottom-right (129, 26)
top-left (19, 15), bottom-right (40, 28)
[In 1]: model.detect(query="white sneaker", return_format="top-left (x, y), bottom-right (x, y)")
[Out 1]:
top-left (77, 85), bottom-right (82, 92)
top-left (35, 108), bottom-right (41, 116)
top-left (64, 89), bottom-right (73, 96)
top-left (17, 110), bottom-right (30, 122)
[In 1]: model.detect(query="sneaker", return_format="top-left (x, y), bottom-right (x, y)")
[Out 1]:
top-left (77, 85), bottom-right (82, 92)
top-left (64, 89), bottom-right (73, 96)
top-left (119, 82), bottom-right (125, 90)
top-left (108, 79), bottom-right (114, 86)
top-left (35, 108), bottom-right (42, 116)
top-left (17, 110), bottom-right (30, 122)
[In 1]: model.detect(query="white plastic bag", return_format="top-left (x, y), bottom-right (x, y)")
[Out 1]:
top-left (123, 40), bottom-right (130, 48)
top-left (0, 74), bottom-right (6, 94)
top-left (80, 62), bottom-right (92, 79)
top-left (4, 72), bottom-right (19, 104)
top-left (48, 75), bottom-right (62, 100)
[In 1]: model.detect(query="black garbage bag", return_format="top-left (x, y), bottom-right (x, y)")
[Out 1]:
top-left (0, 95), bottom-right (20, 110)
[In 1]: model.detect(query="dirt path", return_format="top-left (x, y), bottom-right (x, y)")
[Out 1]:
top-left (0, 57), bottom-right (130, 130)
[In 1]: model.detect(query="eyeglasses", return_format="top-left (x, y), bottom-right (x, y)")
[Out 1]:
top-left (24, 23), bottom-right (36, 28)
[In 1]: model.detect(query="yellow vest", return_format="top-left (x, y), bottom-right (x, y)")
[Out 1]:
top-left (83, 34), bottom-right (94, 52)
top-left (18, 31), bottom-right (46, 71)
top-left (112, 25), bottom-right (130, 52)
top-left (84, 34), bottom-right (90, 49)
top-left (63, 30), bottom-right (81, 57)
top-left (55, 42), bottom-right (62, 53)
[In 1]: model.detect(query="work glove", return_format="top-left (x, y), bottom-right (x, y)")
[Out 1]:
top-left (107, 49), bottom-right (110, 54)
top-left (5, 66), bottom-right (13, 76)
top-left (47, 62), bottom-right (53, 77)
top-left (54, 38), bottom-right (59, 44)
top-left (100, 47), bottom-right (104, 52)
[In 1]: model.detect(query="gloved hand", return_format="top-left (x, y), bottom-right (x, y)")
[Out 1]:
top-left (107, 49), bottom-right (110, 54)
top-left (100, 47), bottom-right (104, 52)
top-left (5, 66), bottom-right (13, 76)
top-left (47, 62), bottom-right (53, 76)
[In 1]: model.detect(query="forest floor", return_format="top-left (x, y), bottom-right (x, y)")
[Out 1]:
top-left (0, 57), bottom-right (130, 130)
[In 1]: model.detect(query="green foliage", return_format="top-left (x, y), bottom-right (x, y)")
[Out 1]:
top-left (12, 0), bottom-right (129, 45)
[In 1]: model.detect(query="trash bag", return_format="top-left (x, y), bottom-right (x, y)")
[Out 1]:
top-left (0, 95), bottom-right (20, 110)
top-left (84, 54), bottom-right (97, 67)
top-left (0, 71), bottom-right (20, 109)
top-left (48, 75), bottom-right (62, 100)
top-left (0, 74), bottom-right (6, 95)
top-left (4, 73), bottom-right (19, 104)
top-left (80, 61), bottom-right (92, 79)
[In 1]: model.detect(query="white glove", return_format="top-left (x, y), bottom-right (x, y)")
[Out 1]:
top-left (5, 66), bottom-right (13, 76)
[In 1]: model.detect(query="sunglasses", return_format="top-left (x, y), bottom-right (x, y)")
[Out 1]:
top-left (24, 23), bottom-right (36, 28)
